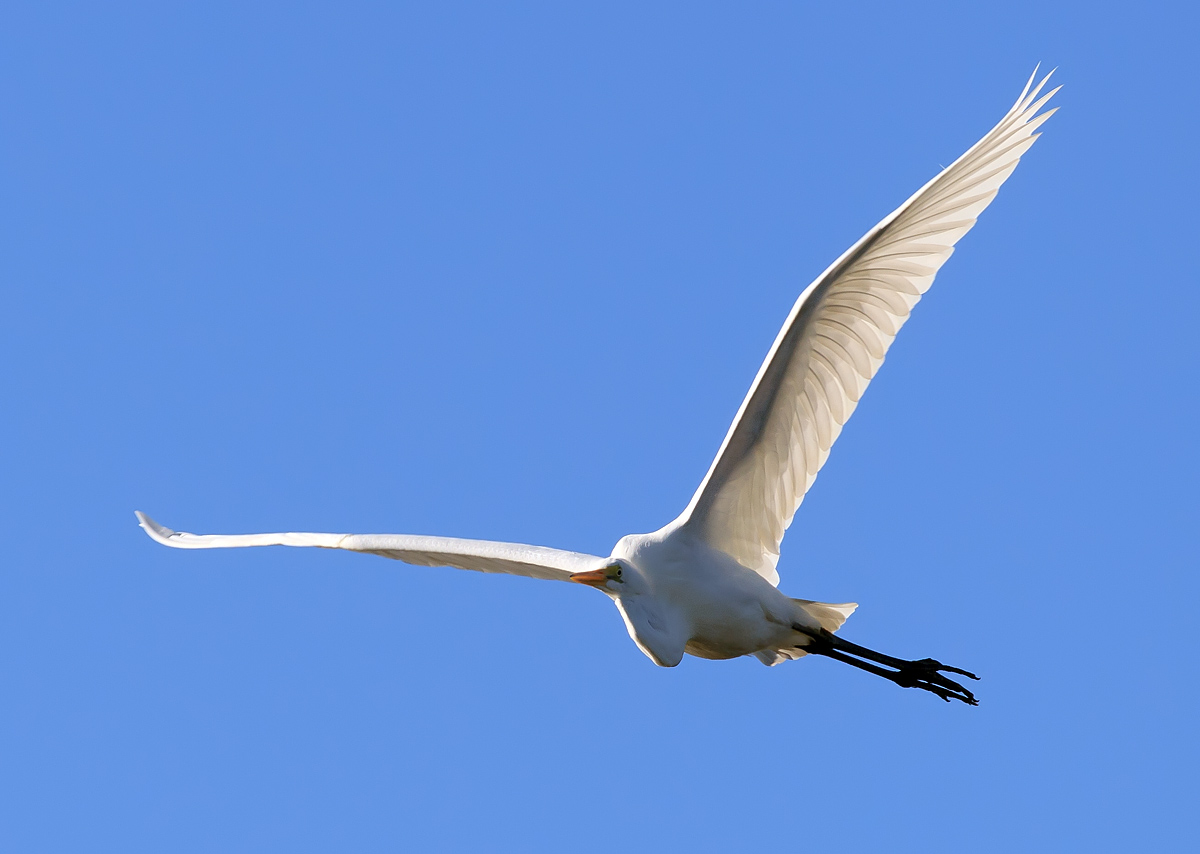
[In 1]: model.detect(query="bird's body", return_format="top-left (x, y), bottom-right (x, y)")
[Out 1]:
top-left (139, 70), bottom-right (1059, 705)
top-left (613, 528), bottom-right (794, 665)
top-left (605, 528), bottom-right (838, 666)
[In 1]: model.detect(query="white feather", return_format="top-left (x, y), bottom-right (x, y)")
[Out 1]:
top-left (674, 70), bottom-right (1059, 585)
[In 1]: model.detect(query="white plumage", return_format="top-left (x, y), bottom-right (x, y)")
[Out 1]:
top-left (677, 70), bottom-right (1058, 584)
top-left (139, 71), bottom-right (1058, 704)
top-left (136, 514), bottom-right (598, 582)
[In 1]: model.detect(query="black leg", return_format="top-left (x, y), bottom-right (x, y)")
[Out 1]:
top-left (795, 627), bottom-right (980, 706)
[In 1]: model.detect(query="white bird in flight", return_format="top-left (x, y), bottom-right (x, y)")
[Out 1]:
top-left (139, 70), bottom-right (1058, 705)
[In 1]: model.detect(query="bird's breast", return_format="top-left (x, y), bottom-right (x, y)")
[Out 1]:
top-left (667, 575), bottom-right (794, 661)
top-left (620, 529), bottom-right (796, 662)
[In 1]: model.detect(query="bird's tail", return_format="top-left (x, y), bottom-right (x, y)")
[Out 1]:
top-left (753, 599), bottom-right (858, 666)
top-left (791, 598), bottom-right (857, 633)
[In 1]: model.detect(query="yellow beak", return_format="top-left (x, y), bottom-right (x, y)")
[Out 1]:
top-left (568, 569), bottom-right (611, 589)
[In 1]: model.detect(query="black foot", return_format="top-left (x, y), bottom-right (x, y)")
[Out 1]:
top-left (796, 628), bottom-right (980, 706)
top-left (892, 657), bottom-right (980, 706)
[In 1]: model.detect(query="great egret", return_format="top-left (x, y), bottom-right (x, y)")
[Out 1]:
top-left (138, 70), bottom-right (1058, 705)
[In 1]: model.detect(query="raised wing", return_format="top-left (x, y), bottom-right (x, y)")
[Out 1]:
top-left (136, 512), bottom-right (603, 582)
top-left (674, 70), bottom-right (1059, 586)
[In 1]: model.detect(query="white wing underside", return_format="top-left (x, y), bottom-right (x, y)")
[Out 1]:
top-left (675, 70), bottom-right (1059, 586)
top-left (136, 512), bottom-right (603, 582)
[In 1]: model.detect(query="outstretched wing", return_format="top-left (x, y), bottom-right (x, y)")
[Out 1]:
top-left (136, 512), bottom-right (604, 582)
top-left (674, 70), bottom-right (1059, 586)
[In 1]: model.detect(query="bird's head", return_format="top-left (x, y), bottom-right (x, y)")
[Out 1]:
top-left (569, 558), bottom-right (642, 597)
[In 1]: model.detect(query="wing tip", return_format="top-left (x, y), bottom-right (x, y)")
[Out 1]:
top-left (136, 511), bottom-right (182, 547)
top-left (1011, 65), bottom-right (1061, 115)
top-left (1016, 63), bottom-right (1041, 105)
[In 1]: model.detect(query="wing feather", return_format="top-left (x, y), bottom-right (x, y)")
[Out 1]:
top-left (674, 71), bottom-right (1058, 585)
top-left (136, 512), bottom-right (602, 582)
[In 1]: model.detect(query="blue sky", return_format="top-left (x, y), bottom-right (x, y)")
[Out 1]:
top-left (1, 2), bottom-right (1196, 851)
